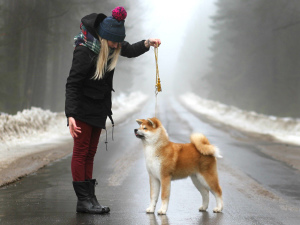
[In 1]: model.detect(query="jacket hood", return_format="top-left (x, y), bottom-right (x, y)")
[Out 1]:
top-left (81, 13), bottom-right (107, 39)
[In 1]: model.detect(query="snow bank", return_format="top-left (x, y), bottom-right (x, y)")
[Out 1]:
top-left (180, 92), bottom-right (300, 146)
top-left (0, 92), bottom-right (148, 153)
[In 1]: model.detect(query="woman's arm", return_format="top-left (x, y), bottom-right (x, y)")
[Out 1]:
top-left (120, 38), bottom-right (161, 58)
top-left (65, 46), bottom-right (92, 119)
top-left (120, 40), bottom-right (149, 58)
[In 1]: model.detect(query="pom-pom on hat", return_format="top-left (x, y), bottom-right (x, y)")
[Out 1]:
top-left (112, 6), bottom-right (127, 21)
top-left (98, 6), bottom-right (127, 42)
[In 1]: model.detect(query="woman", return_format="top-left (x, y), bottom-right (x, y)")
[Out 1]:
top-left (65, 6), bottom-right (161, 214)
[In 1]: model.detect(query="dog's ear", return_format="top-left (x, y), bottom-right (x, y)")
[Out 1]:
top-left (147, 118), bottom-right (156, 128)
top-left (136, 119), bottom-right (144, 125)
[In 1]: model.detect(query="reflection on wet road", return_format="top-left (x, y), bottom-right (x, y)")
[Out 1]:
top-left (0, 96), bottom-right (299, 225)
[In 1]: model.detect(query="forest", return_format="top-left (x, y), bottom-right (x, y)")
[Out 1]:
top-left (0, 0), bottom-right (139, 114)
top-left (189, 0), bottom-right (300, 117)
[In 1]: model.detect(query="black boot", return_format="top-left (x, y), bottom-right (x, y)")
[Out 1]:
top-left (88, 179), bottom-right (110, 213)
top-left (72, 181), bottom-right (107, 214)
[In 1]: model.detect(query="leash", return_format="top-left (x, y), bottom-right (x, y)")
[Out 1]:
top-left (154, 47), bottom-right (162, 117)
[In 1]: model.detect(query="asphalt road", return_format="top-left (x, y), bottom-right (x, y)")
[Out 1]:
top-left (0, 96), bottom-right (299, 225)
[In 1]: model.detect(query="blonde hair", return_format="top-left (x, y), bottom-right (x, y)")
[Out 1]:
top-left (92, 37), bottom-right (121, 80)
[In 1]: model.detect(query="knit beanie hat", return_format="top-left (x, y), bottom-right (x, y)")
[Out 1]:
top-left (98, 6), bottom-right (127, 42)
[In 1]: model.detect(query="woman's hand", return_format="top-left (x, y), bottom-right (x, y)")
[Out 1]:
top-left (145, 38), bottom-right (161, 48)
top-left (68, 117), bottom-right (81, 138)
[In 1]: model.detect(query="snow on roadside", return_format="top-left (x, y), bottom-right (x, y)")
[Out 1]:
top-left (0, 92), bottom-right (148, 158)
top-left (180, 92), bottom-right (300, 146)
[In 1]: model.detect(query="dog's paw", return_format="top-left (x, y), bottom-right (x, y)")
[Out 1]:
top-left (213, 207), bottom-right (222, 213)
top-left (157, 209), bottom-right (167, 215)
top-left (199, 206), bottom-right (208, 212)
top-left (146, 207), bottom-right (155, 214)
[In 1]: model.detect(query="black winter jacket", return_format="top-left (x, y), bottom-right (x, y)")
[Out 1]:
top-left (65, 13), bottom-right (149, 129)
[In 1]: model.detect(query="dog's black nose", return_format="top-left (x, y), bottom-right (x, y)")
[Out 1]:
top-left (134, 129), bottom-right (138, 134)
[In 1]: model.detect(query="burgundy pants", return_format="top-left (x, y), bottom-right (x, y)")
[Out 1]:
top-left (71, 120), bottom-right (101, 181)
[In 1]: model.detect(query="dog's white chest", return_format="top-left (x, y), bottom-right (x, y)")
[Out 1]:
top-left (144, 146), bottom-right (161, 179)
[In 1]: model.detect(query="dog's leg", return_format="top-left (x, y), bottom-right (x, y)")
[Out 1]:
top-left (200, 172), bottom-right (223, 213)
top-left (158, 175), bottom-right (171, 215)
top-left (191, 174), bottom-right (210, 211)
top-left (211, 190), bottom-right (223, 213)
top-left (146, 175), bottom-right (160, 213)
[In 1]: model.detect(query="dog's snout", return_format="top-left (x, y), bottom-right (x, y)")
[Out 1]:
top-left (134, 128), bottom-right (145, 139)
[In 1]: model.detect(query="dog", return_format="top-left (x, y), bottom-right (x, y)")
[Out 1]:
top-left (134, 117), bottom-right (223, 215)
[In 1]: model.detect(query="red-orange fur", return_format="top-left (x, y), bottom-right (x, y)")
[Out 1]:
top-left (135, 117), bottom-right (223, 214)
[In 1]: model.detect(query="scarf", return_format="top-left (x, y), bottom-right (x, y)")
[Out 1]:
top-left (74, 23), bottom-right (100, 54)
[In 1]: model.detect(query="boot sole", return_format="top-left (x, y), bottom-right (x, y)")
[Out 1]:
top-left (76, 208), bottom-right (109, 214)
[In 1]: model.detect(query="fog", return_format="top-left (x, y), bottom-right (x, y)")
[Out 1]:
top-left (0, 0), bottom-right (299, 118)
top-left (125, 0), bottom-right (216, 95)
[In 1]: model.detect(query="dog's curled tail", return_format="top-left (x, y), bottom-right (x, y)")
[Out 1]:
top-left (190, 133), bottom-right (223, 158)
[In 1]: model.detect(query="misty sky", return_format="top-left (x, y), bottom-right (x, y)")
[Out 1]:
top-left (119, 0), bottom-right (218, 94)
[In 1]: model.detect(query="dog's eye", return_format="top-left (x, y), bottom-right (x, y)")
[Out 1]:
top-left (143, 127), bottom-right (147, 130)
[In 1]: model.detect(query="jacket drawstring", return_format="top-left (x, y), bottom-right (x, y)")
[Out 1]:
top-left (105, 115), bottom-right (114, 151)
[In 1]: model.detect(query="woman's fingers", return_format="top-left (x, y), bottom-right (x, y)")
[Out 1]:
top-left (69, 117), bottom-right (81, 138)
top-left (149, 38), bottom-right (161, 48)
top-left (72, 126), bottom-right (81, 138)
top-left (72, 125), bottom-right (81, 138)
top-left (155, 39), bottom-right (161, 47)
top-left (70, 123), bottom-right (76, 138)
top-left (74, 125), bottom-right (81, 133)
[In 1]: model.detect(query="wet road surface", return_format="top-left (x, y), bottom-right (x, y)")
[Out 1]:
top-left (0, 96), bottom-right (300, 225)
